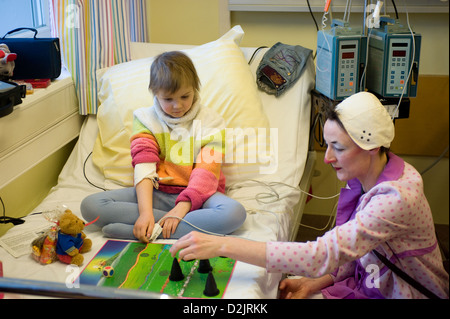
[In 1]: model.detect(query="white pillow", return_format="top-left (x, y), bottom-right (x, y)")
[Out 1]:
top-left (93, 25), bottom-right (270, 188)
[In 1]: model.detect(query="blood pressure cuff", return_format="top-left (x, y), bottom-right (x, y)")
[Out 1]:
top-left (256, 42), bottom-right (312, 97)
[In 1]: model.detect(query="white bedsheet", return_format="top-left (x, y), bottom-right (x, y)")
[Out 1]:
top-left (0, 45), bottom-right (315, 299)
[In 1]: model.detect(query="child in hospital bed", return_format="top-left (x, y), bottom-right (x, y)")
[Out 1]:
top-left (81, 51), bottom-right (246, 243)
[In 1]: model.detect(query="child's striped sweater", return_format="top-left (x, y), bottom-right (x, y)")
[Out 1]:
top-left (130, 98), bottom-right (226, 211)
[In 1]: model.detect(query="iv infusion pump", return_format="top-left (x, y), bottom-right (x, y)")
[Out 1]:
top-left (366, 18), bottom-right (421, 98)
top-left (315, 17), bottom-right (421, 101)
top-left (315, 22), bottom-right (367, 101)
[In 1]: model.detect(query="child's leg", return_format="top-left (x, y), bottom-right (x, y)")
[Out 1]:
top-left (80, 187), bottom-right (139, 227)
top-left (80, 187), bottom-right (178, 239)
top-left (168, 192), bottom-right (246, 239)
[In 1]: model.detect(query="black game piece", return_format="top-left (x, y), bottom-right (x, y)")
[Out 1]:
top-left (169, 258), bottom-right (184, 281)
top-left (203, 271), bottom-right (220, 297)
top-left (198, 259), bottom-right (213, 274)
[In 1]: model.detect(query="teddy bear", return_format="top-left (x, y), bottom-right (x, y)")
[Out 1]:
top-left (0, 43), bottom-right (17, 81)
top-left (55, 209), bottom-right (92, 266)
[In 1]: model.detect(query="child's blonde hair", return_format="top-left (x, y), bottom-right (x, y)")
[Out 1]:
top-left (149, 51), bottom-right (200, 96)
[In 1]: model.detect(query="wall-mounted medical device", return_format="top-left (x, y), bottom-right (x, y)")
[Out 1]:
top-left (366, 17), bottom-right (421, 98)
top-left (315, 20), bottom-right (367, 101)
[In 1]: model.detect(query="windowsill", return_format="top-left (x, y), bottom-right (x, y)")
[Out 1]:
top-left (13, 68), bottom-right (73, 112)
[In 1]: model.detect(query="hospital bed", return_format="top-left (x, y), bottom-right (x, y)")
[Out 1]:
top-left (0, 26), bottom-right (316, 299)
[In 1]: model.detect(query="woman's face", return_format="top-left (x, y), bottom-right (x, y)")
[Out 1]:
top-left (156, 85), bottom-right (195, 118)
top-left (323, 119), bottom-right (371, 183)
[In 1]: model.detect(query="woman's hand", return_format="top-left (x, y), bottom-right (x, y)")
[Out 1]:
top-left (169, 231), bottom-right (223, 261)
top-left (170, 231), bottom-right (267, 268)
top-left (279, 275), bottom-right (333, 299)
top-left (159, 201), bottom-right (191, 239)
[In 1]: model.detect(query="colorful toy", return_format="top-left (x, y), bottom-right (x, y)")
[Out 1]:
top-left (31, 225), bottom-right (58, 265)
top-left (31, 207), bottom-right (97, 266)
top-left (102, 266), bottom-right (115, 277)
top-left (79, 240), bottom-right (236, 299)
top-left (0, 44), bottom-right (17, 80)
top-left (55, 209), bottom-right (93, 266)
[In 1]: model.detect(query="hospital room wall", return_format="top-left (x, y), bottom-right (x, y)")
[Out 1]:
top-left (227, 11), bottom-right (449, 225)
top-left (0, 140), bottom-right (77, 235)
top-left (147, 2), bottom-right (449, 225)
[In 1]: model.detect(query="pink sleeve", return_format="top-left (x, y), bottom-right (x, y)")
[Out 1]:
top-left (130, 135), bottom-right (160, 167)
top-left (175, 168), bottom-right (223, 211)
top-left (265, 218), bottom-right (376, 277)
top-left (266, 241), bottom-right (335, 277)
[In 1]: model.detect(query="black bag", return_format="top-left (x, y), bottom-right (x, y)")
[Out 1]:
top-left (0, 28), bottom-right (62, 80)
top-left (0, 81), bottom-right (26, 117)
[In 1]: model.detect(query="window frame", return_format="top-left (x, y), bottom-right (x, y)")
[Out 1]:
top-left (1, 0), bottom-right (51, 39)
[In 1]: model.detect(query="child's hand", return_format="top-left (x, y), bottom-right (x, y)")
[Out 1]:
top-left (133, 213), bottom-right (155, 243)
top-left (160, 201), bottom-right (191, 238)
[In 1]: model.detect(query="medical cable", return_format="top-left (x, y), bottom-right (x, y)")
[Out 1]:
top-left (83, 151), bottom-right (108, 191)
top-left (156, 215), bottom-right (226, 237)
top-left (153, 211), bottom-right (280, 242)
top-left (420, 145), bottom-right (449, 176)
top-left (226, 179), bottom-right (340, 233)
top-left (391, 0), bottom-right (415, 121)
top-left (390, 0), bottom-right (399, 19)
top-left (306, 0), bottom-right (319, 60)
top-left (81, 152), bottom-right (286, 239)
top-left (359, 27), bottom-right (372, 93)
top-left (299, 199), bottom-right (338, 232)
top-left (306, 0), bottom-right (319, 32)
top-left (226, 179), bottom-right (340, 205)
top-left (153, 179), bottom-right (341, 241)
top-left (83, 151), bottom-right (340, 239)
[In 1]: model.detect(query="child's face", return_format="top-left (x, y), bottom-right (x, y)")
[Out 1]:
top-left (156, 85), bottom-right (195, 118)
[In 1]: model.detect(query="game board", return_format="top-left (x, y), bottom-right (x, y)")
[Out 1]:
top-left (79, 240), bottom-right (236, 298)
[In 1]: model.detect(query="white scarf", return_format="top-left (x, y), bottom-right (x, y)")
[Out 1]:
top-left (153, 96), bottom-right (201, 130)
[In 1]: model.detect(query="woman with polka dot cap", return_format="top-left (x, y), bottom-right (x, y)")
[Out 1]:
top-left (170, 92), bottom-right (449, 299)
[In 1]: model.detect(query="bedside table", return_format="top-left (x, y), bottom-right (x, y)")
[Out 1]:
top-left (0, 70), bottom-right (84, 189)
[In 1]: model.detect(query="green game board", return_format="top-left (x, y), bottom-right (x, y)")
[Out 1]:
top-left (79, 240), bottom-right (236, 298)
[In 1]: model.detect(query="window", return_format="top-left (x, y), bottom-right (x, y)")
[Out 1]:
top-left (0, 0), bottom-right (51, 38)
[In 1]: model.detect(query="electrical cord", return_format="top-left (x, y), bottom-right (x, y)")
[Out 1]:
top-left (306, 0), bottom-right (319, 32)
top-left (83, 151), bottom-right (108, 191)
top-left (391, 0), bottom-right (415, 120)
top-left (0, 196), bottom-right (25, 225)
top-left (420, 145), bottom-right (449, 175)
top-left (391, 0), bottom-right (399, 19)
top-left (247, 46), bottom-right (268, 65)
